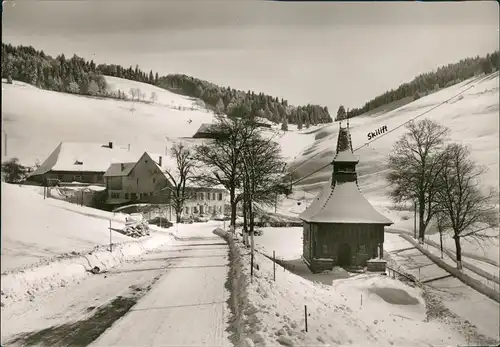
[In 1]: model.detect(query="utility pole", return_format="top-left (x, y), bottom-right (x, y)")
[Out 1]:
top-left (4, 132), bottom-right (7, 156)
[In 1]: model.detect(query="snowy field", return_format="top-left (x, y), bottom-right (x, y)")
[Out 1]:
top-left (1, 76), bottom-right (215, 167)
top-left (235, 236), bottom-right (471, 347)
top-left (245, 228), bottom-right (500, 344)
top-left (1, 182), bottom-right (134, 273)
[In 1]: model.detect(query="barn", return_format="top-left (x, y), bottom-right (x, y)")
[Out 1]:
top-left (299, 122), bottom-right (393, 273)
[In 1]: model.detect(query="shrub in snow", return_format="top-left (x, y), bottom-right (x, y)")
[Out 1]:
top-left (122, 214), bottom-right (150, 237)
top-left (1, 158), bottom-right (28, 183)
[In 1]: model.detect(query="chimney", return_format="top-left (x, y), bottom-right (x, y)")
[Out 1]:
top-left (121, 163), bottom-right (125, 171)
top-left (159, 156), bottom-right (162, 167)
top-left (109, 142), bottom-right (113, 149)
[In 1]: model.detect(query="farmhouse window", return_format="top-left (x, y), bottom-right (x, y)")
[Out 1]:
top-left (218, 193), bottom-right (222, 201)
top-left (125, 193), bottom-right (129, 199)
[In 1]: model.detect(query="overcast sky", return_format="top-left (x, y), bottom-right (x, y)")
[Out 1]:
top-left (3, 0), bottom-right (499, 112)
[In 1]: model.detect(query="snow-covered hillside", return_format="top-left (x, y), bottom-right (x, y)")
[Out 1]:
top-left (1, 76), bottom-right (215, 167)
top-left (289, 72), bottom-right (499, 195)
top-left (273, 72), bottom-right (499, 265)
top-left (0, 182), bottom-right (133, 272)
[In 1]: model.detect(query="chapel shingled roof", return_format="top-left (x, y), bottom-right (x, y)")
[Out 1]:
top-left (300, 123), bottom-right (392, 226)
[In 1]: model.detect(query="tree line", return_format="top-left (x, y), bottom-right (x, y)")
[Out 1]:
top-left (1, 43), bottom-right (108, 97)
top-left (387, 119), bottom-right (498, 269)
top-left (156, 74), bottom-right (333, 128)
top-left (336, 51), bottom-right (499, 121)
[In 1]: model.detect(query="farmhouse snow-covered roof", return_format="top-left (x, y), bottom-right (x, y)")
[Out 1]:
top-left (104, 163), bottom-right (136, 177)
top-left (301, 181), bottom-right (393, 225)
top-left (29, 142), bottom-right (140, 176)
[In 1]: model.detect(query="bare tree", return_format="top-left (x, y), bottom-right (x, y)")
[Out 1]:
top-left (434, 210), bottom-right (451, 259)
top-left (129, 88), bottom-right (137, 101)
top-left (434, 143), bottom-right (499, 269)
top-left (387, 119), bottom-right (450, 243)
top-left (240, 134), bottom-right (287, 244)
top-left (164, 143), bottom-right (196, 223)
top-left (193, 110), bottom-right (260, 230)
top-left (129, 88), bottom-right (142, 101)
top-left (150, 91), bottom-right (158, 103)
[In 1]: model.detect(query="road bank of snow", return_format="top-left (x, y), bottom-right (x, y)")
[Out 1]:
top-left (1, 231), bottom-right (174, 307)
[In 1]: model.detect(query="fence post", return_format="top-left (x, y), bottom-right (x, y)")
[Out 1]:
top-left (109, 220), bottom-right (112, 252)
top-left (273, 251), bottom-right (276, 281)
top-left (304, 305), bottom-right (308, 332)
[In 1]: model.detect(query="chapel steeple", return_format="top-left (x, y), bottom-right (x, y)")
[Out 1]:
top-left (331, 120), bottom-right (358, 186)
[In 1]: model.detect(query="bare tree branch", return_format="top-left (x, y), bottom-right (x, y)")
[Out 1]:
top-left (434, 143), bottom-right (499, 269)
top-left (387, 118), bottom-right (450, 242)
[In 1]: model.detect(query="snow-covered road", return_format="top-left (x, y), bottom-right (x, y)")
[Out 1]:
top-left (2, 233), bottom-right (232, 347)
top-left (90, 236), bottom-right (231, 347)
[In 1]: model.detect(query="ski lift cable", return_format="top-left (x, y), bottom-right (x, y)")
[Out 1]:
top-left (289, 83), bottom-right (477, 187)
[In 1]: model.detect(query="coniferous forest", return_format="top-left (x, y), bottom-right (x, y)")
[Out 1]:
top-left (2, 42), bottom-right (498, 125)
top-left (344, 52), bottom-right (499, 119)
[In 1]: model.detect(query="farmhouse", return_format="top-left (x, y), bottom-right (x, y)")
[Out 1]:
top-left (27, 141), bottom-right (135, 185)
top-left (181, 185), bottom-right (228, 217)
top-left (103, 152), bottom-right (170, 206)
top-left (299, 122), bottom-right (393, 273)
top-left (104, 150), bottom-right (229, 217)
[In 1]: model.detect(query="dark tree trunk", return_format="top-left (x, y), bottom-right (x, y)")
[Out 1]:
top-left (418, 192), bottom-right (426, 243)
top-left (230, 189), bottom-right (236, 232)
top-left (453, 234), bottom-right (462, 270)
top-left (243, 198), bottom-right (248, 245)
